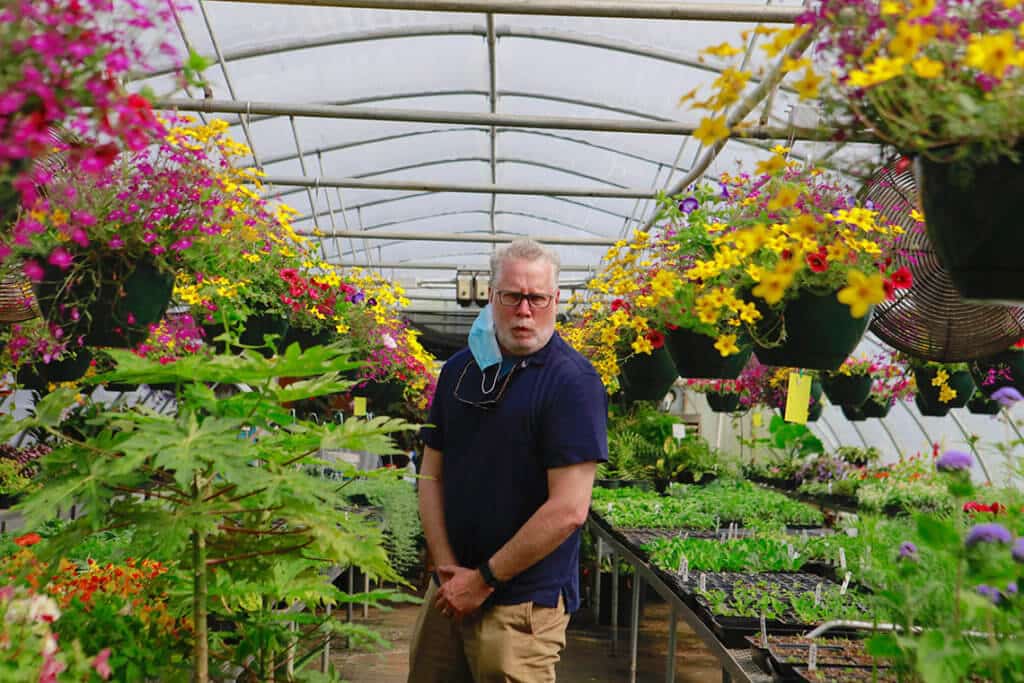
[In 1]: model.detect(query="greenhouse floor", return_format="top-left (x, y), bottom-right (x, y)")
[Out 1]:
top-left (331, 591), bottom-right (722, 682)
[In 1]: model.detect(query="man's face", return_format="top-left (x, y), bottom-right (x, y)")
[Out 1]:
top-left (490, 258), bottom-right (559, 356)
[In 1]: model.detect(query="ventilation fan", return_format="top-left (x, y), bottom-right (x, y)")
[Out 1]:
top-left (865, 163), bottom-right (1024, 362)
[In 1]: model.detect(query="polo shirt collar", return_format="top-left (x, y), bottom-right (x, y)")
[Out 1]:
top-left (508, 332), bottom-right (561, 367)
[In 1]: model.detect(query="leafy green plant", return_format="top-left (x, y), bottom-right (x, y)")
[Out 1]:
top-left (742, 415), bottom-right (825, 480)
top-left (669, 479), bottom-right (824, 527)
top-left (340, 476), bottom-right (422, 578)
top-left (644, 536), bottom-right (806, 573)
top-left (6, 344), bottom-right (418, 682)
top-left (835, 446), bottom-right (881, 467)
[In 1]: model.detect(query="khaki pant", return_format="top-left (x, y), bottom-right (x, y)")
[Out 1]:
top-left (408, 581), bottom-right (571, 683)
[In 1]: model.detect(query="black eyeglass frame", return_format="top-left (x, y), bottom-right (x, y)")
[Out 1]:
top-left (493, 290), bottom-right (556, 309)
top-left (452, 358), bottom-right (524, 410)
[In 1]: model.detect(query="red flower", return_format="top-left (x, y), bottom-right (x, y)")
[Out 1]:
top-left (883, 279), bottom-right (896, 300)
top-left (1012, 337), bottom-right (1024, 350)
top-left (14, 533), bottom-right (41, 547)
top-left (805, 252), bottom-right (828, 273)
top-left (610, 298), bottom-right (630, 313)
top-left (890, 267), bottom-right (913, 289)
top-left (893, 156), bottom-right (912, 173)
top-left (646, 329), bottom-right (665, 349)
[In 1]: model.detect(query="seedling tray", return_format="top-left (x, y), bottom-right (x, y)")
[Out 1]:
top-left (794, 666), bottom-right (900, 683)
top-left (743, 635), bottom-right (890, 681)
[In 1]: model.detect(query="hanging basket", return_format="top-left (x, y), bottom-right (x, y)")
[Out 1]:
top-left (618, 346), bottom-right (678, 403)
top-left (861, 398), bottom-right (893, 419)
top-left (204, 311), bottom-right (291, 358)
top-left (969, 350), bottom-right (1024, 398)
top-left (34, 258), bottom-right (174, 348)
top-left (841, 404), bottom-right (867, 421)
top-left (282, 325), bottom-right (335, 352)
top-left (915, 393), bottom-right (951, 417)
top-left (912, 367), bottom-right (974, 409)
top-left (663, 327), bottom-right (751, 379)
top-left (821, 374), bottom-right (873, 407)
top-left (705, 391), bottom-right (741, 413)
top-left (916, 151), bottom-right (1024, 302)
top-left (16, 349), bottom-right (93, 392)
top-left (753, 290), bottom-right (870, 370)
top-left (966, 392), bottom-right (1002, 416)
top-left (0, 267), bottom-right (38, 323)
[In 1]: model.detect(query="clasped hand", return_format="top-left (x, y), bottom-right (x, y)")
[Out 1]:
top-left (433, 564), bottom-right (494, 621)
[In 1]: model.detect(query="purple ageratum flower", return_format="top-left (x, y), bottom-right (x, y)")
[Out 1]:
top-left (976, 584), bottom-right (1002, 605)
top-left (898, 541), bottom-right (918, 561)
top-left (678, 197), bottom-right (700, 214)
top-left (991, 387), bottom-right (1023, 408)
top-left (966, 523), bottom-right (1014, 547)
top-left (935, 450), bottom-right (973, 472)
top-left (1008, 582), bottom-right (1019, 597)
top-left (1013, 538), bottom-right (1024, 564)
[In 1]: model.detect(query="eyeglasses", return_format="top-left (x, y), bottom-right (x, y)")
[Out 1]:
top-left (452, 358), bottom-right (524, 410)
top-left (495, 290), bottom-right (555, 309)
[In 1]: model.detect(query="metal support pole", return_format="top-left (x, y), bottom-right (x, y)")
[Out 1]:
top-left (288, 116), bottom-right (325, 256)
top-left (321, 603), bottom-right (332, 672)
top-left (899, 399), bottom-right (935, 446)
top-left (486, 13), bottom-right (498, 238)
top-left (666, 603), bottom-right (678, 683)
top-left (629, 574), bottom-right (641, 683)
top-left (848, 418), bottom-right (870, 449)
top-left (611, 552), bottom-right (619, 653)
top-left (293, 229), bottom-right (617, 245)
top-left (363, 574), bottom-right (370, 618)
top-left (593, 536), bottom-right (603, 622)
top-left (209, 0), bottom-right (805, 23)
top-left (874, 412), bottom-right (904, 458)
top-left (715, 411), bottom-right (724, 451)
top-left (156, 97), bottom-right (850, 141)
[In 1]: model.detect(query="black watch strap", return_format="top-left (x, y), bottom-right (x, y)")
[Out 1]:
top-left (478, 560), bottom-right (503, 589)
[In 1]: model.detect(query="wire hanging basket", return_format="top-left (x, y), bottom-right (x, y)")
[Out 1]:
top-left (865, 163), bottom-right (1024, 362)
top-left (0, 264), bottom-right (39, 324)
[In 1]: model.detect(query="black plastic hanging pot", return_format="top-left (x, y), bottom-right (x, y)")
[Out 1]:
top-left (861, 397), bottom-right (892, 419)
top-left (16, 349), bottom-right (93, 392)
top-left (841, 404), bottom-right (867, 421)
top-left (913, 367), bottom-right (974, 409)
top-left (915, 393), bottom-right (951, 417)
top-left (204, 310), bottom-right (291, 358)
top-left (969, 350), bottom-right (1024, 398)
top-left (821, 374), bottom-right (873, 407)
top-left (966, 392), bottom-right (1002, 415)
top-left (753, 290), bottom-right (870, 371)
top-left (618, 345), bottom-right (678, 403)
top-left (663, 327), bottom-right (751, 379)
top-left (706, 391), bottom-right (741, 413)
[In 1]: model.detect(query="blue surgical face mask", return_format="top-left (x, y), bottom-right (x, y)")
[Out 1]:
top-left (468, 304), bottom-right (503, 373)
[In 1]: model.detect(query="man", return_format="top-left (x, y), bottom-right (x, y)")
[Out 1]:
top-left (408, 239), bottom-right (608, 683)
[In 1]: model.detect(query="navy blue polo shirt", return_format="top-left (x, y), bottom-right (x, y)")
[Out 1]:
top-left (420, 332), bottom-right (608, 613)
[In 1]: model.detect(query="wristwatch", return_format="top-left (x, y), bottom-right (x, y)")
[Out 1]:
top-left (477, 559), bottom-right (503, 589)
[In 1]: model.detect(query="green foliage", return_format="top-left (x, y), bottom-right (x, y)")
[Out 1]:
top-left (0, 459), bottom-right (33, 497)
top-left (340, 475), bottom-right (423, 578)
top-left (644, 536), bottom-right (805, 573)
top-left (11, 344), bottom-right (418, 679)
top-left (834, 445), bottom-right (881, 467)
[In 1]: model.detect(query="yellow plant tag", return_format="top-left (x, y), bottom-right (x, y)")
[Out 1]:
top-left (752, 411), bottom-right (762, 428)
top-left (784, 372), bottom-right (812, 424)
top-left (353, 396), bottom-right (367, 417)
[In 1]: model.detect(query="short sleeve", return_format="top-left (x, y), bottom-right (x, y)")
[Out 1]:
top-left (539, 369), bottom-right (609, 469)
top-left (419, 360), bottom-right (452, 451)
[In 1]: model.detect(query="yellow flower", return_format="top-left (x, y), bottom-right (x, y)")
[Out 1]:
top-left (837, 271), bottom-right (887, 318)
top-left (335, 321), bottom-right (350, 335)
top-left (966, 31), bottom-right (1018, 79)
top-left (881, 0), bottom-right (902, 14)
top-left (755, 154), bottom-right (787, 176)
top-left (908, 0), bottom-right (935, 17)
top-left (714, 334), bottom-right (741, 357)
top-left (910, 209), bottom-right (926, 223)
top-left (738, 302), bottom-right (762, 324)
top-left (767, 185), bottom-right (800, 211)
top-left (938, 384), bottom-right (957, 403)
top-left (788, 214), bottom-right (822, 238)
top-left (701, 42), bottom-right (741, 58)
top-left (241, 253), bottom-right (261, 263)
top-left (888, 21), bottom-right (925, 59)
top-left (793, 69), bottom-right (824, 100)
top-left (848, 56), bottom-right (907, 88)
top-left (911, 56), bottom-right (944, 79)
top-left (632, 336), bottom-right (654, 355)
top-left (693, 116), bottom-right (730, 146)
top-left (752, 272), bottom-right (792, 305)
top-left (931, 369), bottom-right (949, 387)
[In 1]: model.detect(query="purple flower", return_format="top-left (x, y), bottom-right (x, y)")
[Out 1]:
top-left (935, 450), bottom-right (973, 472)
top-left (991, 387), bottom-right (1023, 407)
top-left (898, 541), bottom-right (918, 561)
top-left (679, 197), bottom-right (700, 214)
top-left (1008, 582), bottom-right (1019, 597)
top-left (1013, 538), bottom-right (1024, 563)
top-left (47, 248), bottom-right (73, 270)
top-left (976, 584), bottom-right (1002, 604)
top-left (966, 523), bottom-right (1013, 547)
top-left (718, 183), bottom-right (730, 199)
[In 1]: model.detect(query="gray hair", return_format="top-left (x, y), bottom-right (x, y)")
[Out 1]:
top-left (489, 239), bottom-right (561, 290)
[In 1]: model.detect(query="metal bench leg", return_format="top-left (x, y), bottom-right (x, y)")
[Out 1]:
top-left (611, 552), bottom-right (619, 653)
top-left (629, 574), bottom-right (641, 683)
top-left (666, 603), bottom-right (677, 683)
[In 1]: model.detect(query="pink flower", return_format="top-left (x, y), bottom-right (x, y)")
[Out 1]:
top-left (47, 248), bottom-right (74, 270)
top-left (92, 648), bottom-right (113, 680)
top-left (23, 259), bottom-right (45, 281)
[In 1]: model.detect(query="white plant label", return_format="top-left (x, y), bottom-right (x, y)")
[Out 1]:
top-left (841, 572), bottom-right (852, 594)
top-left (827, 481), bottom-right (833, 495)
top-left (760, 614), bottom-right (768, 648)
top-left (839, 548), bottom-right (847, 570)
top-left (699, 573), bottom-right (707, 592)
top-left (679, 556), bottom-right (688, 579)
top-left (814, 582), bottom-right (823, 606)
top-left (672, 423), bottom-right (686, 439)
top-left (808, 643), bottom-right (818, 671)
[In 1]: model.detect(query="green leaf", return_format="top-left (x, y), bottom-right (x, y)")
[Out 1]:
top-left (33, 388), bottom-right (79, 427)
top-left (865, 633), bottom-right (902, 659)
top-left (916, 515), bottom-right (961, 552)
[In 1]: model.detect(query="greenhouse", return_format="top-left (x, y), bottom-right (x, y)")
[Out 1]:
top-left (2, 0), bottom-right (1024, 680)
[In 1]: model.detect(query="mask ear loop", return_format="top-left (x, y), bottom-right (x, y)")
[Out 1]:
top-left (480, 364), bottom-right (501, 395)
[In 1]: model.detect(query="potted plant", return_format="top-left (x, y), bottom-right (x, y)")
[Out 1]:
top-left (647, 151), bottom-right (911, 371)
top-left (686, 378), bottom-right (747, 413)
top-left (906, 357), bottom-right (974, 410)
top-left (841, 404), bottom-right (866, 422)
top-left (820, 356), bottom-right (875, 407)
top-left (792, 2), bottom-right (1024, 301)
top-left (966, 391), bottom-right (1002, 416)
top-left (970, 340), bottom-right (1024, 398)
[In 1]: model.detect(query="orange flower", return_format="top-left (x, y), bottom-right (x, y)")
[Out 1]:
top-left (13, 533), bottom-right (41, 547)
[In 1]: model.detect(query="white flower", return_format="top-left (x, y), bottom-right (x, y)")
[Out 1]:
top-left (381, 334), bottom-right (397, 350)
top-left (28, 595), bottom-right (60, 625)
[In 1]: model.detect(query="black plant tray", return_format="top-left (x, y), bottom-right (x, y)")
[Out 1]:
top-left (658, 571), bottom-right (870, 648)
top-left (793, 666), bottom-right (900, 683)
top-left (749, 474), bottom-right (800, 491)
top-left (743, 635), bottom-right (890, 681)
